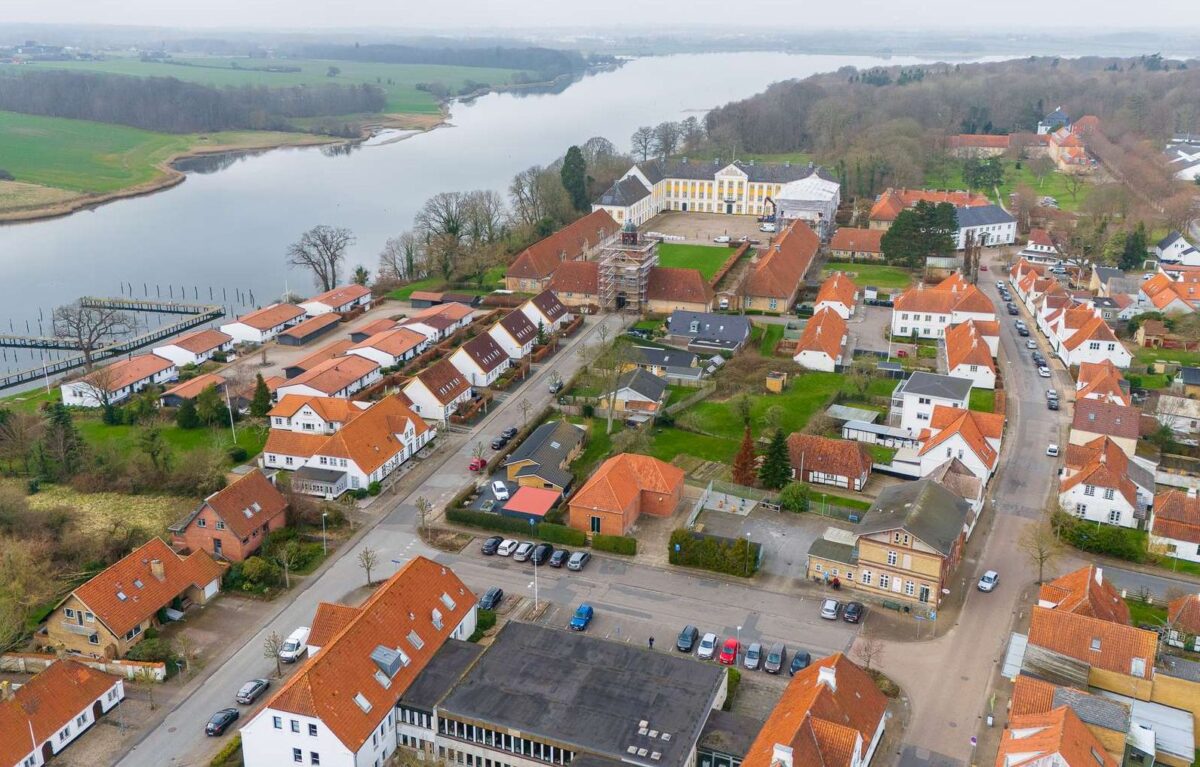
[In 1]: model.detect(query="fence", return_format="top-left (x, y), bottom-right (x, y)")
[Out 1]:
top-left (1, 652), bottom-right (167, 682)
top-left (664, 383), bottom-right (716, 415)
top-left (708, 243), bottom-right (750, 288)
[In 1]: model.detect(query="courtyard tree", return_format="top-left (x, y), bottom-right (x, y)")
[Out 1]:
top-left (779, 482), bottom-right (811, 513)
top-left (287, 225), bottom-right (355, 292)
top-left (732, 428), bottom-right (757, 486)
top-left (52, 301), bottom-right (134, 373)
top-left (1018, 519), bottom-right (1063, 584)
top-left (263, 631), bottom-right (284, 678)
top-left (758, 429), bottom-right (791, 490)
top-left (250, 373), bottom-right (273, 417)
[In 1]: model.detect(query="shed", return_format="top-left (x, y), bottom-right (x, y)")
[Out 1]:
top-left (408, 291), bottom-right (445, 309)
top-left (277, 313), bottom-right (342, 347)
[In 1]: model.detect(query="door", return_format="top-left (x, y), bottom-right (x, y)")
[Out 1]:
top-left (681, 202), bottom-right (687, 212)
top-left (725, 203), bottom-right (733, 214)
top-left (590, 516), bottom-right (601, 534)
top-left (213, 537), bottom-right (222, 556)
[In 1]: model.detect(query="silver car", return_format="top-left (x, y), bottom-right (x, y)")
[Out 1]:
top-left (743, 642), bottom-right (762, 670)
top-left (978, 570), bottom-right (999, 592)
top-left (820, 598), bottom-right (841, 620)
top-left (512, 541), bottom-right (534, 562)
top-left (697, 632), bottom-right (718, 660)
top-left (764, 642), bottom-right (786, 674)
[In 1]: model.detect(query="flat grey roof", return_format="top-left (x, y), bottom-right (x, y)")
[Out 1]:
top-left (896, 371), bottom-right (973, 401)
top-left (438, 622), bottom-right (724, 767)
top-left (401, 639), bottom-right (484, 712)
top-left (294, 466), bottom-right (345, 483)
top-left (1097, 688), bottom-right (1195, 761)
top-left (826, 405), bottom-right (880, 423)
top-left (698, 709), bottom-right (762, 759)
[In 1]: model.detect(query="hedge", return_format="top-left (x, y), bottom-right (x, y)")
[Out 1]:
top-left (668, 529), bottom-right (760, 576)
top-left (469, 609), bottom-right (497, 642)
top-left (592, 534), bottom-right (637, 555)
top-left (1053, 512), bottom-right (1148, 563)
top-left (210, 734), bottom-right (241, 767)
top-left (722, 668), bottom-right (741, 712)
top-left (446, 508), bottom-right (587, 546)
top-left (535, 523), bottom-right (588, 546)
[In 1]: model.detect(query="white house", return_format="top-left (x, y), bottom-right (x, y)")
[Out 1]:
top-left (917, 406), bottom-right (1003, 483)
top-left (152, 328), bottom-right (234, 367)
top-left (268, 395), bottom-right (370, 435)
top-left (448, 333), bottom-right (511, 387)
top-left (1076, 360), bottom-right (1130, 405)
top-left (401, 359), bottom-right (473, 424)
top-left (299, 284), bottom-right (373, 316)
top-left (1150, 490), bottom-right (1200, 564)
top-left (954, 204), bottom-right (1017, 249)
top-left (520, 290), bottom-right (570, 334)
top-left (346, 328), bottom-right (429, 369)
top-left (240, 557), bottom-right (476, 767)
top-left (220, 303), bottom-right (306, 344)
top-left (275, 356), bottom-right (381, 400)
top-left (1155, 231), bottom-right (1199, 265)
top-left (1046, 306), bottom-right (1131, 369)
top-left (793, 308), bottom-right (846, 372)
top-left (1156, 395), bottom-right (1200, 444)
top-left (945, 320), bottom-right (996, 390)
top-left (399, 303), bottom-right (474, 343)
top-left (488, 309), bottom-right (538, 359)
top-left (60, 354), bottom-right (178, 407)
top-left (891, 372), bottom-right (973, 434)
top-left (813, 273), bottom-right (858, 319)
top-left (2, 660), bottom-right (125, 767)
top-left (891, 274), bottom-right (995, 339)
top-left (1059, 437), bottom-right (1144, 528)
top-left (290, 395), bottom-right (434, 497)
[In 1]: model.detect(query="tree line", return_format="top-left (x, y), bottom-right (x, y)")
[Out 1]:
top-left (296, 44), bottom-right (607, 81)
top-left (0, 69), bottom-right (386, 133)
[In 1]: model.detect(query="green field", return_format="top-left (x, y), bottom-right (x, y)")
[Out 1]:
top-left (1135, 347), bottom-right (1200, 367)
top-left (823, 261), bottom-right (913, 290)
top-left (684, 150), bottom-right (813, 166)
top-left (924, 158), bottom-right (1094, 213)
top-left (969, 388), bottom-right (996, 412)
top-left (657, 243), bottom-right (734, 281)
top-left (20, 57), bottom-right (531, 115)
top-left (77, 418), bottom-right (268, 463)
top-left (758, 324), bottom-right (785, 356)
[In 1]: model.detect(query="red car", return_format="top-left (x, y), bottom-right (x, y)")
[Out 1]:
top-left (718, 638), bottom-right (739, 665)
top-left (468, 457), bottom-right (487, 472)
top-left (980, 264), bottom-right (989, 271)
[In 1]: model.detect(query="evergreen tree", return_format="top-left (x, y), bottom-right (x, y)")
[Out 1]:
top-left (176, 397), bottom-right (201, 429)
top-left (757, 429), bottom-right (791, 490)
top-left (560, 145), bottom-right (589, 211)
top-left (880, 210), bottom-right (924, 267)
top-left (41, 404), bottom-right (83, 479)
top-left (732, 427), bottom-right (757, 486)
top-left (249, 374), bottom-right (272, 417)
top-left (535, 321), bottom-right (548, 346)
top-left (1119, 222), bottom-right (1149, 271)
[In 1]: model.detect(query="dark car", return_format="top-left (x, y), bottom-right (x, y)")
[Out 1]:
top-left (549, 549), bottom-right (570, 568)
top-left (531, 542), bottom-right (554, 566)
top-left (676, 625), bottom-right (700, 653)
top-left (206, 708), bottom-right (240, 736)
top-left (1017, 326), bottom-right (1030, 337)
top-left (490, 437), bottom-right (508, 450)
top-left (480, 536), bottom-right (503, 555)
top-left (1047, 398), bottom-right (1060, 411)
top-left (843, 602), bottom-right (865, 624)
top-left (764, 642), bottom-right (787, 674)
top-left (789, 651), bottom-right (812, 675)
top-left (235, 678), bottom-right (269, 705)
top-left (479, 586), bottom-right (504, 610)
top-left (1006, 303), bottom-right (1019, 315)
top-left (501, 427), bottom-right (519, 441)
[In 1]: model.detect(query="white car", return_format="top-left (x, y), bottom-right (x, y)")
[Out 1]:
top-left (978, 570), bottom-right (999, 592)
top-left (713, 234), bottom-right (731, 243)
top-left (820, 598), bottom-right (841, 620)
top-left (759, 222), bottom-right (777, 233)
top-left (1046, 444), bottom-right (1060, 457)
top-left (1038, 366), bottom-right (1051, 378)
top-left (697, 632), bottom-right (718, 659)
top-left (496, 539), bottom-right (519, 556)
top-left (491, 481), bottom-right (510, 501)
top-left (1025, 339), bottom-right (1037, 350)
top-left (279, 627), bottom-right (310, 663)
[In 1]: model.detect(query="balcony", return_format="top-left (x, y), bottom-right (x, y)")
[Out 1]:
top-left (58, 620), bottom-right (94, 636)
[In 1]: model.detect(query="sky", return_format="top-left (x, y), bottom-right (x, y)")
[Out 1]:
top-left (2, 0), bottom-right (1195, 32)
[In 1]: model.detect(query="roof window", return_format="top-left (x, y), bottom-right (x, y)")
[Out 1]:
top-left (353, 692), bottom-right (372, 713)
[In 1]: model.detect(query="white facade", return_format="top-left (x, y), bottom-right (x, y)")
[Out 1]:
top-left (402, 379), bottom-right (472, 424)
top-left (488, 325), bottom-right (534, 360)
top-left (275, 368), bottom-right (381, 401)
top-left (448, 347), bottom-right (509, 388)
top-left (954, 219), bottom-right (1017, 250)
top-left (270, 402), bottom-right (367, 435)
top-left (1149, 530), bottom-right (1200, 564)
top-left (895, 388), bottom-right (970, 434)
top-left (813, 297), bottom-right (854, 320)
top-left (152, 337), bottom-right (233, 367)
top-left (15, 678), bottom-right (125, 767)
top-left (59, 363), bottom-right (178, 408)
top-left (519, 303), bottom-right (566, 334)
top-left (1060, 483), bottom-right (1138, 528)
top-left (948, 362), bottom-right (995, 390)
top-left (794, 348), bottom-right (838, 372)
top-left (220, 311), bottom-right (303, 344)
top-left (346, 340), bottom-right (427, 369)
top-left (891, 307), bottom-right (995, 340)
top-left (304, 425), bottom-right (434, 495)
top-left (1058, 337), bottom-right (1132, 369)
top-left (1156, 234), bottom-right (1198, 263)
top-left (299, 294), bottom-right (371, 317)
top-left (919, 434), bottom-right (994, 482)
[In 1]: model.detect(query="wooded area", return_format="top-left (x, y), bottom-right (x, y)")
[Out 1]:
top-left (297, 44), bottom-right (605, 81)
top-left (0, 69), bottom-right (386, 133)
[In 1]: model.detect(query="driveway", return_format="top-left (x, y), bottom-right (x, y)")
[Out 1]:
top-left (696, 506), bottom-right (839, 589)
top-left (642, 211), bottom-right (767, 245)
top-left (850, 304), bottom-right (894, 355)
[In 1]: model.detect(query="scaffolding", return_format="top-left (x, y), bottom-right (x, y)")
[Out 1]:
top-left (598, 223), bottom-right (658, 311)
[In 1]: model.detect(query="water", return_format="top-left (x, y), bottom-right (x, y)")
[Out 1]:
top-left (0, 52), bottom-right (930, 358)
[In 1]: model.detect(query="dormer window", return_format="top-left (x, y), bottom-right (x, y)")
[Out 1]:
top-left (432, 608), bottom-right (444, 630)
top-left (1090, 638), bottom-right (1101, 651)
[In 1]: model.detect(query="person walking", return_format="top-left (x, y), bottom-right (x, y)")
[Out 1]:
top-left (648, 636), bottom-right (655, 650)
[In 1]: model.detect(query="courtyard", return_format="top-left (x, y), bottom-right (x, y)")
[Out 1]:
top-left (641, 210), bottom-right (767, 245)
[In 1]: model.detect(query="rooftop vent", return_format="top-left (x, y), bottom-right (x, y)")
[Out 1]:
top-left (637, 749), bottom-right (648, 757)
top-left (649, 730), bottom-right (659, 738)
top-left (370, 644), bottom-right (409, 678)
top-left (639, 720), bottom-right (649, 729)
top-left (651, 753), bottom-right (662, 761)
top-left (627, 747), bottom-right (639, 755)
top-left (638, 727), bottom-right (648, 736)
top-left (661, 733), bottom-right (672, 742)
top-left (408, 630), bottom-right (424, 650)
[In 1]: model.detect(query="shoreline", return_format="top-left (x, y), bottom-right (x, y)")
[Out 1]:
top-left (0, 111), bottom-right (448, 225)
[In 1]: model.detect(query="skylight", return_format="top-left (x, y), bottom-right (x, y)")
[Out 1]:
top-left (116, 591), bottom-right (128, 601)
top-left (407, 630), bottom-right (424, 650)
top-left (353, 692), bottom-right (372, 713)
top-left (440, 593), bottom-right (457, 610)
top-left (133, 579), bottom-right (143, 589)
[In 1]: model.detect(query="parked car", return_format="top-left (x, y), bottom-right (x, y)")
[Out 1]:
top-left (697, 632), bottom-right (718, 660)
top-left (1026, 339), bottom-right (1038, 350)
top-left (789, 651), bottom-right (812, 675)
top-left (995, 281), bottom-right (1005, 289)
top-left (531, 542), bottom-right (554, 566)
top-left (1018, 326), bottom-right (1031, 337)
top-left (1047, 398), bottom-right (1060, 411)
top-left (759, 222), bottom-right (777, 233)
top-left (235, 678), bottom-right (270, 705)
top-left (843, 602), bottom-right (864, 624)
top-left (676, 625), bottom-right (700, 653)
top-left (549, 549), bottom-right (570, 568)
top-left (764, 642), bottom-right (787, 674)
top-left (743, 642), bottom-right (762, 670)
top-left (980, 264), bottom-right (989, 272)
top-left (468, 457), bottom-right (487, 472)
top-left (567, 551), bottom-right (591, 571)
top-left (479, 586), bottom-right (504, 610)
top-left (718, 638), bottom-right (740, 665)
top-left (279, 627), bottom-right (310, 663)
top-left (1007, 304), bottom-right (1019, 316)
top-left (820, 599), bottom-right (841, 620)
top-left (1047, 389), bottom-right (1058, 400)
top-left (206, 708), bottom-right (240, 736)
top-left (978, 570), bottom-right (999, 592)
top-left (713, 234), bottom-right (732, 243)
top-left (1038, 366), bottom-right (1051, 378)
top-left (481, 535), bottom-right (503, 555)
top-left (548, 378), bottom-right (564, 394)
top-left (491, 481), bottom-right (511, 501)
top-left (1046, 444), bottom-right (1060, 457)
top-left (490, 437), bottom-right (509, 450)
top-left (513, 541), bottom-right (535, 562)
top-left (496, 539), bottom-right (519, 556)
top-left (501, 427), bottom-right (519, 441)
top-left (569, 603), bottom-right (594, 631)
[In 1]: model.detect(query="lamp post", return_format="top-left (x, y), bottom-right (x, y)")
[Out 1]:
top-left (744, 532), bottom-right (751, 576)
top-left (529, 518), bottom-right (539, 610)
top-left (321, 511), bottom-right (328, 556)
top-left (736, 625), bottom-right (742, 662)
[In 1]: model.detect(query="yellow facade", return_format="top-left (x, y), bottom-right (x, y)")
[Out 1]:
top-left (807, 530), bottom-right (951, 608)
top-left (45, 594), bottom-right (145, 659)
top-left (1087, 667), bottom-right (1153, 701)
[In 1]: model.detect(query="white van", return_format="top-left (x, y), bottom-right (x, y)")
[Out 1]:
top-left (279, 627), bottom-right (310, 663)
top-left (759, 222), bottom-right (777, 233)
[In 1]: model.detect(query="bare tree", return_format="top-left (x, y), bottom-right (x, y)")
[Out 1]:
top-left (1027, 155), bottom-right (1055, 188)
top-left (287, 225), bottom-right (355, 291)
top-left (415, 191), bottom-right (467, 240)
top-left (358, 546), bottom-right (380, 587)
top-left (680, 117), bottom-right (705, 153)
top-left (581, 136), bottom-right (618, 164)
top-left (519, 398), bottom-right (531, 429)
top-left (263, 631), bottom-right (284, 678)
top-left (853, 632), bottom-right (885, 672)
top-left (415, 496), bottom-right (432, 535)
top-left (1062, 173), bottom-right (1085, 202)
top-left (52, 302), bottom-right (133, 372)
top-left (0, 410), bottom-right (44, 474)
top-left (509, 165), bottom-right (549, 228)
top-left (72, 363), bottom-right (120, 407)
top-left (273, 540), bottom-right (303, 589)
top-left (379, 231), bottom-right (426, 281)
top-left (630, 126), bottom-right (654, 162)
top-left (652, 121), bottom-right (682, 158)
top-left (597, 338), bottom-right (633, 435)
top-left (1018, 520), bottom-right (1063, 584)
top-left (462, 189), bottom-right (509, 248)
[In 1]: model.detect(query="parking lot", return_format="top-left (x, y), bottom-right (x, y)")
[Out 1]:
top-left (695, 505), bottom-right (838, 588)
top-left (849, 303), bottom-right (894, 354)
top-left (641, 211), bottom-right (768, 245)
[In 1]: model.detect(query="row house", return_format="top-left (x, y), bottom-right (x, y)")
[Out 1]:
top-left (793, 307), bottom-right (847, 373)
top-left (488, 309), bottom-right (537, 359)
top-left (519, 290), bottom-right (570, 334)
top-left (400, 303), bottom-right (475, 343)
top-left (1, 660), bottom-right (125, 767)
top-left (347, 327), bottom-right (430, 369)
top-left (448, 333), bottom-right (510, 388)
top-left (742, 221), bottom-right (819, 314)
top-left (283, 340), bottom-right (354, 380)
top-left (402, 359), bottom-right (473, 425)
top-left (1045, 305), bottom-right (1131, 369)
top-left (1149, 489), bottom-right (1200, 564)
top-left (220, 303), bottom-right (306, 344)
top-left (268, 395), bottom-right (369, 435)
top-left (152, 328), bottom-right (234, 367)
top-left (813, 272), bottom-right (858, 319)
top-left (944, 320), bottom-right (996, 389)
top-left (891, 273), bottom-right (995, 339)
top-left (1076, 360), bottom-right (1131, 405)
top-left (299, 284), bottom-right (372, 316)
top-left (1070, 399), bottom-right (1141, 457)
top-left (60, 354), bottom-right (177, 408)
top-left (275, 355), bottom-right (381, 400)
top-left (1058, 436), bottom-right (1152, 529)
top-left (916, 406), bottom-right (1003, 483)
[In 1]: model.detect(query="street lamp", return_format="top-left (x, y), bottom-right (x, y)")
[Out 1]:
top-left (529, 518), bottom-right (539, 610)
top-left (736, 625), bottom-right (742, 663)
top-left (321, 511), bottom-right (328, 556)
top-left (744, 532), bottom-right (751, 576)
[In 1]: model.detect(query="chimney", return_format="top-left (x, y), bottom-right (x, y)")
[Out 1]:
top-left (0, 680), bottom-right (10, 700)
top-left (817, 664), bottom-right (837, 692)
top-left (150, 559), bottom-right (165, 581)
top-left (771, 745), bottom-right (794, 767)
top-left (1094, 566), bottom-right (1104, 586)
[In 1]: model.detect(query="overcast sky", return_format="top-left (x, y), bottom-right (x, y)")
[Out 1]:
top-left (3, 0), bottom-right (1194, 31)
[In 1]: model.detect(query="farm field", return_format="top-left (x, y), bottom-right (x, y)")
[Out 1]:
top-left (657, 243), bottom-right (734, 281)
top-left (19, 57), bottom-right (531, 115)
top-left (822, 261), bottom-right (913, 290)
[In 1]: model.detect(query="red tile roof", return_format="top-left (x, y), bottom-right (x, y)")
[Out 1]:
top-left (1168, 594), bottom-right (1200, 635)
top-left (234, 303), bottom-right (305, 331)
top-left (815, 273), bottom-right (858, 309)
top-left (741, 653), bottom-right (887, 767)
top-left (795, 307), bottom-right (846, 361)
top-left (307, 602), bottom-right (361, 650)
top-left (263, 430), bottom-right (328, 459)
top-left (1142, 273), bottom-right (1200, 310)
top-left (571, 453), bottom-right (685, 514)
top-left (1059, 437), bottom-right (1138, 507)
top-left (161, 372), bottom-right (226, 402)
top-left (0, 660), bottom-right (121, 766)
top-left (828, 227), bottom-right (883, 254)
top-left (744, 221), bottom-right (818, 301)
top-left (1061, 314), bottom-right (1120, 352)
top-left (1008, 674), bottom-right (1058, 717)
top-left (1027, 606), bottom-right (1157, 680)
top-left (948, 134), bottom-right (1011, 150)
top-left (78, 354), bottom-right (174, 393)
top-left (868, 188), bottom-right (989, 222)
top-left (262, 557), bottom-right (474, 751)
top-left (283, 355), bottom-right (379, 395)
top-left (1037, 565), bottom-right (1131, 625)
top-left (71, 537), bottom-right (222, 638)
top-left (1152, 489), bottom-right (1200, 545)
top-left (647, 267), bottom-right (713, 306)
top-left (290, 340), bottom-right (357, 374)
top-left (350, 327), bottom-right (427, 359)
top-left (194, 469), bottom-right (287, 540)
top-left (168, 328), bottom-right (232, 354)
top-left (1072, 399), bottom-right (1140, 440)
top-left (1076, 361), bottom-right (1127, 404)
top-left (269, 394), bottom-right (366, 423)
top-left (1029, 228), bottom-right (1055, 248)
top-left (280, 312), bottom-right (342, 340)
top-left (547, 260), bottom-right (599, 296)
top-left (314, 395), bottom-right (431, 475)
top-left (786, 434), bottom-right (871, 482)
top-left (919, 407), bottom-right (999, 469)
top-left (995, 706), bottom-right (1118, 767)
top-left (305, 284), bottom-right (371, 309)
top-left (503, 486), bottom-right (560, 518)
top-left (946, 320), bottom-right (995, 373)
top-left (506, 211), bottom-right (620, 280)
top-left (894, 277), bottom-right (993, 316)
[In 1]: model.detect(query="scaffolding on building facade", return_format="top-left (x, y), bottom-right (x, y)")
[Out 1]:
top-left (598, 223), bottom-right (659, 311)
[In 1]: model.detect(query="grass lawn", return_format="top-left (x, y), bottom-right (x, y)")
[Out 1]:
top-left (823, 261), bottom-right (913, 290)
top-left (1126, 372), bottom-right (1172, 390)
top-left (633, 319), bottom-right (663, 334)
top-left (22, 57), bottom-right (531, 115)
top-left (686, 372), bottom-right (844, 441)
top-left (924, 158), bottom-right (1093, 213)
top-left (969, 388), bottom-right (996, 412)
top-left (867, 444), bottom-right (897, 464)
top-left (0, 386), bottom-right (61, 413)
top-left (657, 243), bottom-right (734, 281)
top-left (389, 276), bottom-right (447, 301)
top-left (5, 479), bottom-right (193, 536)
top-left (665, 385), bottom-right (694, 407)
top-left (684, 149), bottom-right (813, 165)
top-left (567, 416), bottom-right (624, 480)
top-left (814, 492), bottom-right (873, 512)
top-left (76, 418), bottom-right (268, 464)
top-left (646, 427), bottom-right (738, 464)
top-left (1135, 347), bottom-right (1200, 367)
top-left (1124, 597), bottom-right (1168, 628)
top-left (758, 324), bottom-right (785, 356)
